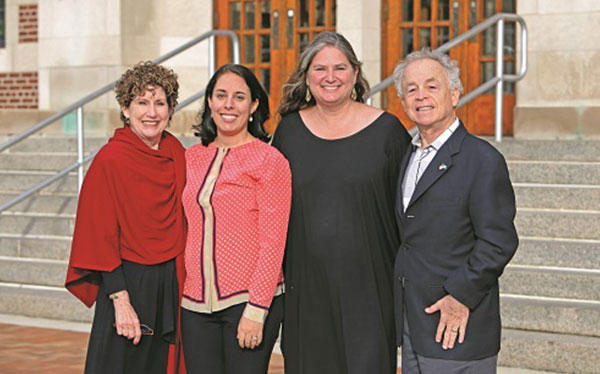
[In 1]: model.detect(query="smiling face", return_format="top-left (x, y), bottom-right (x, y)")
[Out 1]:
top-left (208, 72), bottom-right (259, 142)
top-left (401, 58), bottom-right (460, 133)
top-left (122, 85), bottom-right (170, 150)
top-left (306, 46), bottom-right (358, 107)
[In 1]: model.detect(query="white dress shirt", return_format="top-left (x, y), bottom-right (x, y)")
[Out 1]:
top-left (402, 119), bottom-right (460, 212)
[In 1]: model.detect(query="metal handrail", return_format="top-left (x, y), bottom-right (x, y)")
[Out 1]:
top-left (368, 13), bottom-right (528, 142)
top-left (0, 30), bottom-right (239, 214)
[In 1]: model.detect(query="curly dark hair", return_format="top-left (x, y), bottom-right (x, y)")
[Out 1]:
top-left (114, 61), bottom-right (179, 125)
top-left (193, 64), bottom-right (270, 146)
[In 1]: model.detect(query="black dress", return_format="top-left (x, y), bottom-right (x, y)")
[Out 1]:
top-left (272, 112), bottom-right (411, 374)
top-left (85, 260), bottom-right (178, 374)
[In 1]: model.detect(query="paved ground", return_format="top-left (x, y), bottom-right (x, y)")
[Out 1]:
top-left (0, 318), bottom-right (285, 374)
top-left (0, 314), bottom-right (554, 374)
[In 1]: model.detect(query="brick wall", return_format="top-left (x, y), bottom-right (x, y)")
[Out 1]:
top-left (0, 73), bottom-right (39, 109)
top-left (19, 4), bottom-right (38, 43)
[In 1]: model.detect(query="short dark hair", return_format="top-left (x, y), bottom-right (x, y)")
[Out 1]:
top-left (193, 64), bottom-right (270, 146)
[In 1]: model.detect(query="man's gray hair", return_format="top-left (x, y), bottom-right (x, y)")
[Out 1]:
top-left (393, 48), bottom-right (464, 98)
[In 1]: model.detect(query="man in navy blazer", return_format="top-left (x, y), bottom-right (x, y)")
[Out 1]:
top-left (392, 49), bottom-right (519, 374)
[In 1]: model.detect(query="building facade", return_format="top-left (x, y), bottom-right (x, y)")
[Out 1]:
top-left (0, 0), bottom-right (598, 138)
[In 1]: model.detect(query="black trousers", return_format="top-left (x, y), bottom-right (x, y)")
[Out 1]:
top-left (181, 295), bottom-right (283, 374)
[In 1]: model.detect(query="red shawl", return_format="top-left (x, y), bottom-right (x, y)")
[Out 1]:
top-left (65, 126), bottom-right (186, 307)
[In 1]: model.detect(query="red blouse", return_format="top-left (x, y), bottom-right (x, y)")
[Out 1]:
top-left (181, 139), bottom-right (291, 321)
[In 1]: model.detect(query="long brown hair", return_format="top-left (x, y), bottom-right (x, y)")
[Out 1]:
top-left (277, 31), bottom-right (370, 117)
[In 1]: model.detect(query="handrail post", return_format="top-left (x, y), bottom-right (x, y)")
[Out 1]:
top-left (495, 18), bottom-right (505, 142)
top-left (209, 35), bottom-right (216, 78)
top-left (76, 106), bottom-right (84, 192)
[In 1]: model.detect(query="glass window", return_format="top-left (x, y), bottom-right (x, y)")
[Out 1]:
top-left (0, 0), bottom-right (5, 48)
top-left (245, 2), bottom-right (256, 29)
top-left (418, 28), bottom-right (431, 49)
top-left (503, 61), bottom-right (515, 93)
top-left (502, 0), bottom-right (515, 13)
top-left (483, 28), bottom-right (495, 56)
top-left (260, 34), bottom-right (270, 62)
top-left (504, 22), bottom-right (515, 56)
top-left (261, 1), bottom-right (270, 29)
top-left (401, 28), bottom-right (414, 56)
top-left (300, 0), bottom-right (309, 27)
top-left (437, 26), bottom-right (450, 47)
top-left (244, 35), bottom-right (255, 64)
top-left (315, 0), bottom-right (326, 26)
top-left (230, 2), bottom-right (241, 30)
top-left (402, 1), bottom-right (414, 22)
top-left (299, 32), bottom-right (310, 54)
top-left (420, 0), bottom-right (432, 21)
top-left (260, 68), bottom-right (271, 92)
top-left (481, 61), bottom-right (495, 93)
top-left (332, 0), bottom-right (337, 25)
top-left (438, 0), bottom-right (450, 21)
top-left (483, 0), bottom-right (496, 18)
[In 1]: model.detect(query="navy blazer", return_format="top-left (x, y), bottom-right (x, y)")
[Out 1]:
top-left (394, 122), bottom-right (518, 360)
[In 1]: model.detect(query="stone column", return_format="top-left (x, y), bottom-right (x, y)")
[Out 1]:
top-left (337, 0), bottom-right (382, 107)
top-left (37, 0), bottom-right (214, 135)
top-left (516, 0), bottom-right (600, 139)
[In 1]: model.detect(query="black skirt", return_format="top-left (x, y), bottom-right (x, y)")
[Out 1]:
top-left (84, 259), bottom-right (178, 374)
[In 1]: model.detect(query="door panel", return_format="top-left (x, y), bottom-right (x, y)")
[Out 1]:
top-left (215, 0), bottom-right (336, 132)
top-left (383, 0), bottom-right (516, 135)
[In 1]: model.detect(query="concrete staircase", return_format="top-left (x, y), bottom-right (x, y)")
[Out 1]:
top-left (0, 137), bottom-right (106, 322)
top-left (0, 136), bottom-right (599, 373)
top-left (493, 139), bottom-right (600, 374)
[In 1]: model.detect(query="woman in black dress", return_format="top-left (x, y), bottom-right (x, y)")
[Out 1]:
top-left (272, 32), bottom-right (411, 374)
top-left (66, 62), bottom-right (186, 374)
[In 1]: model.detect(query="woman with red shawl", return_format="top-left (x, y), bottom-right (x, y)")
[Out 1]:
top-left (65, 61), bottom-right (186, 374)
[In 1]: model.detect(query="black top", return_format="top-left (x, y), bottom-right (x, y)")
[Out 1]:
top-left (273, 111), bottom-right (411, 374)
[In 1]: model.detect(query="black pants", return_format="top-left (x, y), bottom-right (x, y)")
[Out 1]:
top-left (181, 295), bottom-right (283, 374)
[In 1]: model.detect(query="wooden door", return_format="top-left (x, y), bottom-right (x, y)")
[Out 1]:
top-left (214, 0), bottom-right (336, 132)
top-left (382, 0), bottom-right (517, 135)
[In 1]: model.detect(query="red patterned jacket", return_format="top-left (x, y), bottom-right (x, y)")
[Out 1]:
top-left (181, 139), bottom-right (291, 322)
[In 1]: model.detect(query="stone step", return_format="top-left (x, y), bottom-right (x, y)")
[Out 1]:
top-left (500, 294), bottom-right (600, 337)
top-left (7, 137), bottom-right (108, 153)
top-left (514, 183), bottom-right (600, 211)
top-left (0, 153), bottom-right (89, 171)
top-left (4, 256), bottom-right (597, 304)
top-left (512, 237), bottom-right (600, 269)
top-left (180, 137), bottom-right (200, 148)
top-left (0, 212), bottom-right (74, 237)
top-left (4, 135), bottom-right (198, 154)
top-left (0, 283), bottom-right (92, 323)
top-left (499, 328), bottom-right (600, 374)
top-left (0, 193), bottom-right (78, 215)
top-left (0, 257), bottom-right (67, 287)
top-left (507, 160), bottom-right (600, 185)
top-left (490, 139), bottom-right (600, 162)
top-left (501, 265), bottom-right (600, 301)
top-left (0, 235), bottom-right (72, 260)
top-left (0, 171), bottom-right (79, 194)
top-left (2, 284), bottom-right (598, 373)
top-left (515, 209), bottom-right (600, 241)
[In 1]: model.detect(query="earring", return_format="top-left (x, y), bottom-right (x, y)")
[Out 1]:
top-left (249, 114), bottom-right (254, 123)
top-left (351, 87), bottom-right (358, 100)
top-left (305, 87), bottom-right (312, 103)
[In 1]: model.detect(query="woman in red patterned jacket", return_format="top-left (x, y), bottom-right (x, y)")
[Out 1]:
top-left (180, 64), bottom-right (291, 374)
